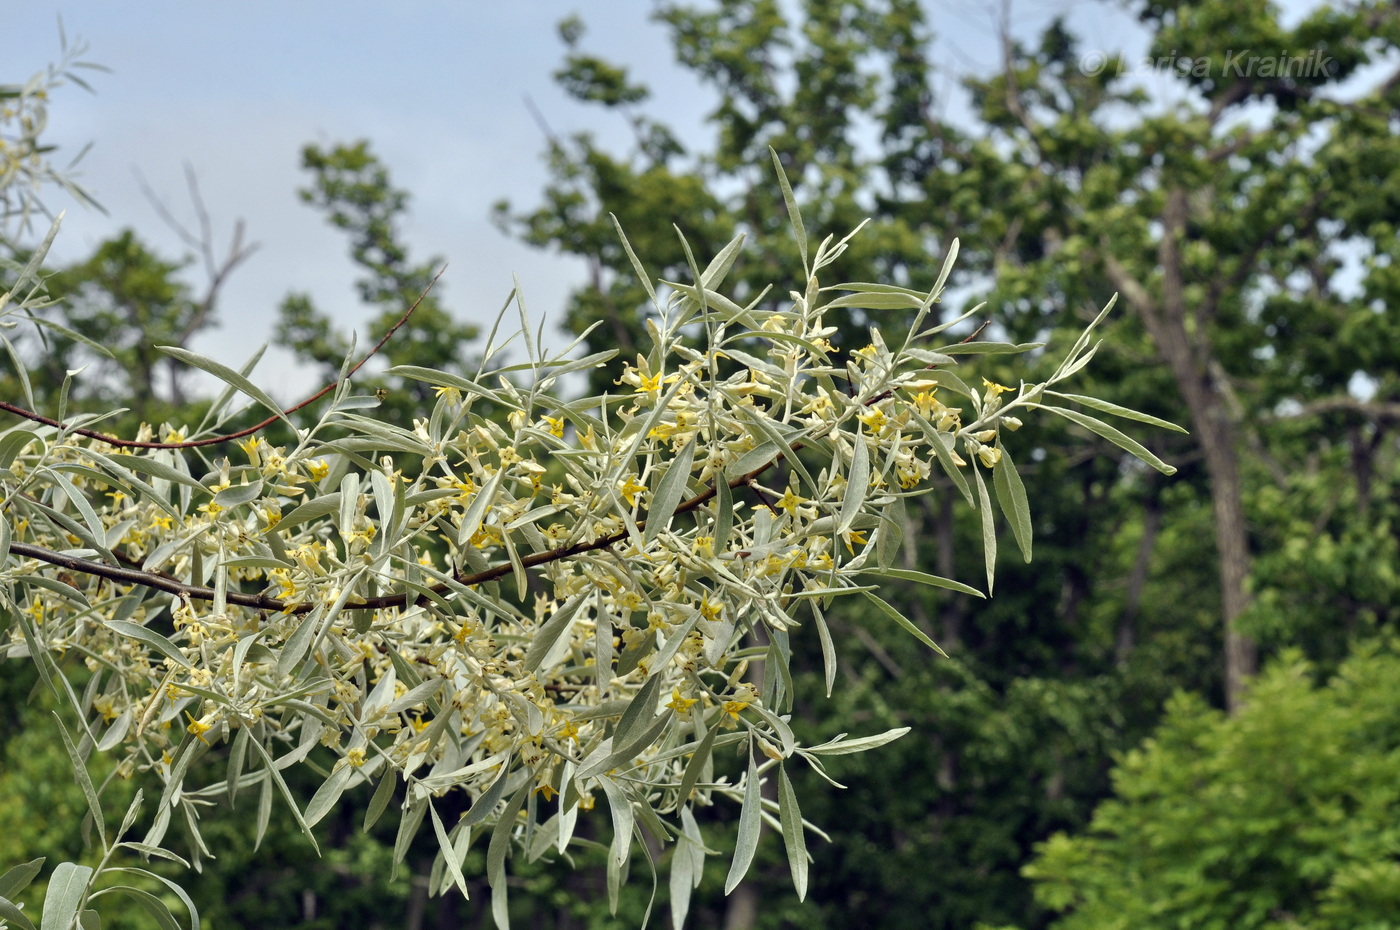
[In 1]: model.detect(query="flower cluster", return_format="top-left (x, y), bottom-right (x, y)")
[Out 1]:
top-left (0, 211), bottom-right (1173, 919)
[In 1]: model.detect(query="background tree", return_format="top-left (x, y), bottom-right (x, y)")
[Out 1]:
top-left (1025, 642), bottom-right (1400, 929)
top-left (277, 140), bottom-right (479, 418)
top-left (500, 1), bottom-right (1400, 926)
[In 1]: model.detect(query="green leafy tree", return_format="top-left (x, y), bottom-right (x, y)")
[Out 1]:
top-left (1026, 642), bottom-right (1400, 929)
top-left (46, 230), bottom-right (208, 419)
top-left (277, 141), bottom-right (479, 415)
top-left (502, 1), bottom-right (1400, 925)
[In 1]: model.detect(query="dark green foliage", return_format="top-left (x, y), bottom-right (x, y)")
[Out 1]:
top-left (1027, 643), bottom-right (1400, 929)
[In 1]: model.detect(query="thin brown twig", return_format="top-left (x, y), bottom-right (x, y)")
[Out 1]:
top-left (745, 479), bottom-right (781, 514)
top-left (8, 445), bottom-right (797, 615)
top-left (0, 267), bottom-right (446, 449)
top-left (8, 301), bottom-right (983, 616)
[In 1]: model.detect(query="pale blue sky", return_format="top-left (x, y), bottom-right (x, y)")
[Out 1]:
top-left (10, 1), bottom-right (1173, 399)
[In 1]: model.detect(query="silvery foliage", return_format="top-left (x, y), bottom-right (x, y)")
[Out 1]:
top-left (0, 151), bottom-right (1180, 929)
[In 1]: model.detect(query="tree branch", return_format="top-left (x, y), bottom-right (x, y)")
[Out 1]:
top-left (0, 267), bottom-right (445, 449)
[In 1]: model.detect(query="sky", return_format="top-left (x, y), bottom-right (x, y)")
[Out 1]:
top-left (8, 0), bottom-right (1207, 403)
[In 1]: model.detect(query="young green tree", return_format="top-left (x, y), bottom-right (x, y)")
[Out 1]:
top-left (1025, 642), bottom-right (1400, 929)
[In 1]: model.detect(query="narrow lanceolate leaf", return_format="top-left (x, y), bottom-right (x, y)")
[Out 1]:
top-left (91, 886), bottom-right (180, 930)
top-left (428, 801), bottom-right (471, 902)
top-left (937, 341), bottom-right (1043, 356)
top-left (102, 867), bottom-right (200, 930)
top-left (523, 593), bottom-right (587, 672)
top-left (303, 763), bottom-right (353, 827)
top-left (55, 715), bottom-right (104, 842)
top-left (0, 858), bottom-right (44, 900)
top-left (992, 443), bottom-right (1032, 562)
top-left (612, 670), bottom-right (664, 752)
top-left (769, 147), bottom-right (807, 269)
top-left (876, 493), bottom-right (906, 570)
top-left (41, 861), bottom-right (92, 930)
top-left (669, 830), bottom-right (697, 930)
top-left (364, 769), bottom-right (397, 832)
top-left (804, 726), bottom-right (912, 756)
top-left (839, 431), bottom-right (870, 535)
top-left (157, 345), bottom-right (292, 427)
top-left (736, 405), bottom-right (816, 491)
top-left (457, 468), bottom-right (502, 549)
top-left (0, 894), bottom-right (37, 930)
top-left (926, 238), bottom-right (960, 308)
top-left (859, 567), bottom-right (984, 598)
top-left (107, 621), bottom-right (191, 670)
top-left (724, 752), bottom-right (763, 894)
top-left (810, 602), bottom-right (837, 697)
top-left (677, 225), bottom-right (709, 319)
top-left (598, 777), bottom-right (635, 871)
top-left (247, 738), bottom-right (319, 855)
top-left (488, 785), bottom-right (530, 881)
top-left (610, 214), bottom-right (658, 308)
top-left (1042, 405), bottom-right (1178, 475)
top-left (213, 481), bottom-right (263, 508)
top-left (1045, 390), bottom-right (1188, 433)
top-left (971, 463), bottom-right (998, 594)
top-left (677, 715), bottom-right (722, 809)
top-left (821, 291), bottom-right (924, 311)
top-left (778, 764), bottom-right (809, 901)
top-left (645, 436), bottom-right (695, 543)
top-left (860, 590), bottom-right (948, 657)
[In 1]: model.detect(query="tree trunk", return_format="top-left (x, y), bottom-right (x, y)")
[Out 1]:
top-left (1101, 187), bottom-right (1257, 712)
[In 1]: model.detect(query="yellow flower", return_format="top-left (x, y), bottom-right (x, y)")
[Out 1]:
top-left (618, 474), bottom-right (647, 508)
top-left (722, 699), bottom-right (749, 721)
top-left (433, 385), bottom-right (463, 406)
top-left (93, 695), bottom-right (118, 723)
top-left (555, 720), bottom-right (580, 743)
top-left (344, 522), bottom-right (377, 547)
top-left (305, 459), bottom-right (330, 482)
top-left (981, 377), bottom-right (1013, 395)
top-left (346, 747), bottom-right (367, 767)
top-left (237, 437), bottom-right (262, 466)
top-left (542, 416), bottom-right (565, 438)
top-left (666, 689), bottom-right (698, 714)
top-left (185, 711), bottom-right (213, 745)
top-left (776, 488), bottom-right (805, 516)
top-left (858, 407), bottom-right (887, 433)
top-left (910, 390), bottom-right (941, 419)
